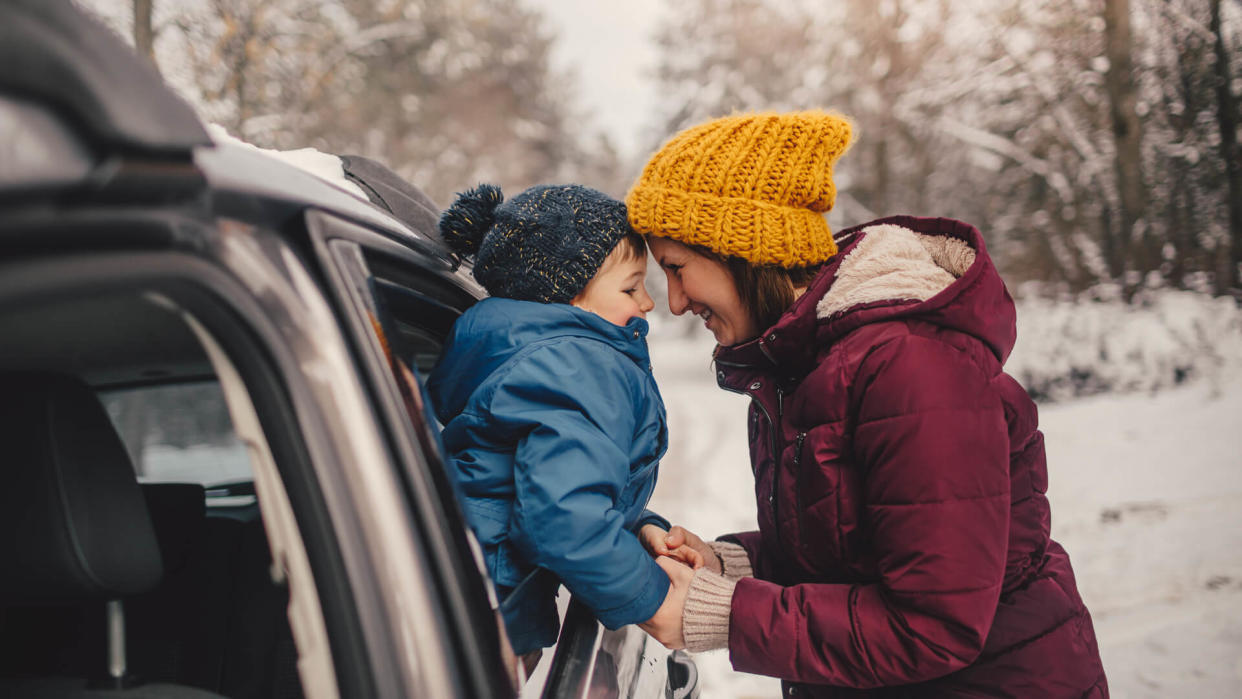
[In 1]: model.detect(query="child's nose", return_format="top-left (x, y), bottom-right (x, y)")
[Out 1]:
top-left (638, 286), bottom-right (655, 313)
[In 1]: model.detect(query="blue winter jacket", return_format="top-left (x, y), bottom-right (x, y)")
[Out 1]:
top-left (427, 298), bottom-right (670, 653)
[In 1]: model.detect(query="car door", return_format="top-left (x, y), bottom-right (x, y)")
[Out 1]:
top-left (306, 210), bottom-right (517, 697)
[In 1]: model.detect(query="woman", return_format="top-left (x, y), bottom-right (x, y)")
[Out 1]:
top-left (630, 112), bottom-right (1108, 697)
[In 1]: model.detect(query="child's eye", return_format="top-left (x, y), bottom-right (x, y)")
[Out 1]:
top-left (623, 288), bottom-right (637, 295)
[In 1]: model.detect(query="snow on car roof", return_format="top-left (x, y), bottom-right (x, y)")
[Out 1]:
top-left (206, 124), bottom-right (369, 201)
top-left (195, 130), bottom-right (423, 242)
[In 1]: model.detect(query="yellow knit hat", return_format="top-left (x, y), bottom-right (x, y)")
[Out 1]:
top-left (626, 111), bottom-right (854, 268)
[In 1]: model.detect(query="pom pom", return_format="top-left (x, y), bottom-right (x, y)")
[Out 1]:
top-left (440, 183), bottom-right (503, 258)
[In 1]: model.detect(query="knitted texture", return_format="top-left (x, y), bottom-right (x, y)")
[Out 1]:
top-left (708, 541), bottom-right (754, 579)
top-left (626, 111), bottom-right (854, 268)
top-left (683, 568), bottom-right (737, 653)
top-left (439, 183), bottom-right (632, 303)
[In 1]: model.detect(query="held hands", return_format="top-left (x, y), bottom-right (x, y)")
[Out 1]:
top-left (639, 524), bottom-right (707, 569)
top-left (638, 556), bottom-right (694, 649)
top-left (663, 525), bottom-right (722, 574)
top-left (637, 524), bottom-right (723, 650)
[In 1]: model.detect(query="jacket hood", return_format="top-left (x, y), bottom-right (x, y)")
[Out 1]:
top-left (428, 297), bottom-right (652, 421)
top-left (716, 216), bottom-right (1017, 382)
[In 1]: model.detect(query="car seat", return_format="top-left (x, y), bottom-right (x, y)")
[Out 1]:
top-left (0, 372), bottom-right (224, 698)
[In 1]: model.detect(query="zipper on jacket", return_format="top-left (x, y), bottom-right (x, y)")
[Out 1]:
top-left (746, 395), bottom-right (778, 514)
top-left (771, 387), bottom-right (785, 541)
top-left (793, 431), bottom-right (808, 549)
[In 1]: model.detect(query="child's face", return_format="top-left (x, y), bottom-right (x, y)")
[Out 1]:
top-left (571, 251), bottom-right (655, 327)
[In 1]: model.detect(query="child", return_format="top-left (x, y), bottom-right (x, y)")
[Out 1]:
top-left (426, 183), bottom-right (700, 663)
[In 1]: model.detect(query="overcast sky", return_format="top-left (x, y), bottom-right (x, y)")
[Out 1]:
top-left (523, 0), bottom-right (666, 160)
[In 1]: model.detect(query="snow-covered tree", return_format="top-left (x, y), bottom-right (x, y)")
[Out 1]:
top-left (1130, 0), bottom-right (1241, 294)
top-left (80, 0), bottom-right (619, 205)
top-left (649, 0), bottom-right (1242, 295)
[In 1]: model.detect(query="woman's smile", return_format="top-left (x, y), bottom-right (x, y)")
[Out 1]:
top-left (646, 236), bottom-right (758, 347)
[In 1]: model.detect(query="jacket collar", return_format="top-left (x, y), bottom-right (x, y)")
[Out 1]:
top-left (715, 216), bottom-right (1015, 391)
top-left (430, 298), bottom-right (651, 418)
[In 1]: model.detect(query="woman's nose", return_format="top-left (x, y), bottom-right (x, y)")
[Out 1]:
top-left (666, 277), bottom-right (689, 315)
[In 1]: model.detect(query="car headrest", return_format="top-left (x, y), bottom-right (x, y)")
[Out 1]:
top-left (0, 372), bottom-right (163, 602)
top-left (141, 483), bottom-right (206, 573)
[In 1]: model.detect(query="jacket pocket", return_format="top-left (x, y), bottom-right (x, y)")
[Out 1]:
top-left (493, 541), bottom-right (531, 589)
top-left (794, 429), bottom-right (853, 579)
top-left (464, 499), bottom-right (526, 588)
top-left (793, 432), bottom-right (809, 550)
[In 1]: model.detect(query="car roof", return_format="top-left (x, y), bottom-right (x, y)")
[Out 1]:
top-left (198, 141), bottom-right (425, 246)
top-left (196, 140), bottom-right (482, 294)
top-left (0, 0), bottom-right (210, 156)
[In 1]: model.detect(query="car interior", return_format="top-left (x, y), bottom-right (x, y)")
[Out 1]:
top-left (0, 290), bottom-right (303, 698)
top-left (0, 247), bottom-right (482, 698)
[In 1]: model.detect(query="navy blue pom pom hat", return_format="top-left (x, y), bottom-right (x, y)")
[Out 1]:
top-left (439, 183), bottom-right (636, 304)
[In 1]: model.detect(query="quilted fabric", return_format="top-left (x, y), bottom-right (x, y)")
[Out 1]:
top-left (714, 216), bottom-right (1108, 697)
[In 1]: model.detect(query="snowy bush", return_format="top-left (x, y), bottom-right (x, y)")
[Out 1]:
top-left (1008, 287), bottom-right (1242, 402)
top-left (652, 287), bottom-right (1242, 403)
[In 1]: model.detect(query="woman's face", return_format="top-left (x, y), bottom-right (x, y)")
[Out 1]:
top-left (647, 236), bottom-right (758, 346)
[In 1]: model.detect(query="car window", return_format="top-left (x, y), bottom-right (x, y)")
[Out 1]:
top-left (318, 236), bottom-right (464, 464)
top-left (100, 381), bottom-right (254, 490)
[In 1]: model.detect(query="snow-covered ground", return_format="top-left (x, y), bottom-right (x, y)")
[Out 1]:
top-left (645, 300), bottom-right (1242, 697)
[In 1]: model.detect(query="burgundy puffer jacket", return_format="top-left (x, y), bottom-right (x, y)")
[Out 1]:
top-left (714, 216), bottom-right (1107, 697)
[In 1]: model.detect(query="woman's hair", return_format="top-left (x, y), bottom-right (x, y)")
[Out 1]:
top-left (690, 243), bottom-right (822, 333)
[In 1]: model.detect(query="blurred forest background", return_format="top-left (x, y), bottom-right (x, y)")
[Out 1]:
top-left (78, 0), bottom-right (1241, 298)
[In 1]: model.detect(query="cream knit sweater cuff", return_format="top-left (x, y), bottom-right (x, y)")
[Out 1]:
top-left (682, 567), bottom-right (736, 653)
top-left (708, 541), bottom-right (754, 579)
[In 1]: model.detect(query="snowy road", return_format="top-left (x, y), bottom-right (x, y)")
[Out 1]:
top-left (646, 335), bottom-right (1242, 698)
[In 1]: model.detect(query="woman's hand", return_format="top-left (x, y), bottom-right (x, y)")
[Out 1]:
top-left (640, 524), bottom-right (706, 569)
top-left (663, 525), bottom-right (721, 574)
top-left (638, 556), bottom-right (694, 649)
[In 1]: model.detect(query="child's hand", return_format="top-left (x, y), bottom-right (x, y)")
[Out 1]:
top-left (664, 525), bottom-right (721, 574)
top-left (639, 524), bottom-right (708, 569)
top-left (640, 524), bottom-right (674, 558)
top-left (663, 543), bottom-right (705, 569)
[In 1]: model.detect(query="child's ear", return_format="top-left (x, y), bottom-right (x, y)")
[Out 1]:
top-left (569, 287), bottom-right (592, 312)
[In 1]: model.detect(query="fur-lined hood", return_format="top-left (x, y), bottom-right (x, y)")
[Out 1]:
top-left (714, 216), bottom-right (1017, 381)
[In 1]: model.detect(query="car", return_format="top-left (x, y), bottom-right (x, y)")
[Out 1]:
top-left (0, 2), bottom-right (699, 698)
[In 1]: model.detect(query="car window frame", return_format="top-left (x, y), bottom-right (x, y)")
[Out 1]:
top-left (306, 210), bottom-right (514, 699)
top-left (173, 297), bottom-right (342, 698)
